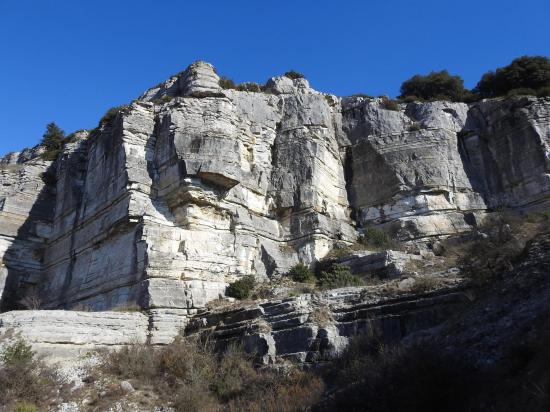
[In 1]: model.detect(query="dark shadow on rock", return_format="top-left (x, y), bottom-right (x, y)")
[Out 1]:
top-left (0, 155), bottom-right (57, 312)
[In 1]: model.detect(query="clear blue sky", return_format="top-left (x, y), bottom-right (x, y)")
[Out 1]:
top-left (1, 0), bottom-right (549, 156)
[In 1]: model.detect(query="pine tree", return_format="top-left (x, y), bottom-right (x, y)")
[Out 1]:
top-left (40, 122), bottom-right (65, 161)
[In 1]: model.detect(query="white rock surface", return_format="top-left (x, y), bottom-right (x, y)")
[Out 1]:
top-left (0, 63), bottom-right (549, 325)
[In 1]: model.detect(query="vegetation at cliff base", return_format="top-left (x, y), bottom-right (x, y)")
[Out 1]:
top-left (318, 264), bottom-right (364, 289)
top-left (102, 337), bottom-right (323, 412)
top-left (287, 263), bottom-right (315, 283)
top-left (226, 275), bottom-right (256, 299)
top-left (0, 340), bottom-right (61, 410)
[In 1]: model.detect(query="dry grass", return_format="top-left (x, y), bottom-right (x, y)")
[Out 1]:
top-left (309, 305), bottom-right (334, 327)
top-left (409, 275), bottom-right (445, 293)
top-left (0, 340), bottom-right (63, 410)
top-left (100, 336), bottom-right (324, 412)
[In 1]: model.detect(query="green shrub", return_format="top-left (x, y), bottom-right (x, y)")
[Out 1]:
top-left (218, 76), bottom-right (236, 89)
top-left (12, 402), bottom-right (38, 412)
top-left (408, 122), bottom-right (422, 132)
top-left (0, 339), bottom-right (60, 406)
top-left (40, 122), bottom-right (66, 161)
top-left (226, 275), bottom-right (256, 300)
top-left (324, 94), bottom-right (337, 105)
top-left (361, 226), bottom-right (394, 249)
top-left (399, 70), bottom-right (467, 102)
top-left (235, 82), bottom-right (262, 92)
top-left (317, 264), bottom-right (364, 289)
top-left (99, 105), bottom-right (127, 126)
top-left (288, 263), bottom-right (315, 283)
top-left (475, 55), bottom-right (550, 98)
top-left (380, 96), bottom-right (400, 111)
top-left (1, 340), bottom-right (34, 365)
top-left (284, 70), bottom-right (305, 80)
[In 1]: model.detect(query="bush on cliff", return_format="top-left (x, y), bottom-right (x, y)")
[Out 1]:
top-left (284, 70), bottom-right (305, 80)
top-left (40, 122), bottom-right (66, 161)
top-left (226, 275), bottom-right (256, 300)
top-left (317, 264), bottom-right (364, 289)
top-left (399, 70), bottom-right (468, 102)
top-left (361, 226), bottom-right (395, 249)
top-left (380, 96), bottom-right (400, 110)
top-left (99, 105), bottom-right (128, 126)
top-left (218, 76), bottom-right (236, 89)
top-left (475, 56), bottom-right (550, 98)
top-left (287, 263), bottom-right (315, 283)
top-left (235, 82), bottom-right (263, 92)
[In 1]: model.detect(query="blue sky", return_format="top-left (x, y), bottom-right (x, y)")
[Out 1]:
top-left (1, 0), bottom-right (549, 155)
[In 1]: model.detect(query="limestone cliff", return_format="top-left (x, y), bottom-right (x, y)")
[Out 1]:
top-left (1, 61), bottom-right (549, 323)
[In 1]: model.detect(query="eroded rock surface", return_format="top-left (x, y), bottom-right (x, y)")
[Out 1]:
top-left (186, 285), bottom-right (468, 363)
top-left (0, 61), bottom-right (549, 322)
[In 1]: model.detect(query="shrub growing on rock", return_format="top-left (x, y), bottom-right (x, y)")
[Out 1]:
top-left (399, 70), bottom-right (467, 102)
top-left (318, 264), bottom-right (364, 289)
top-left (361, 226), bottom-right (396, 249)
top-left (235, 82), bottom-right (262, 92)
top-left (284, 70), bottom-right (305, 80)
top-left (288, 263), bottom-right (315, 283)
top-left (380, 96), bottom-right (400, 111)
top-left (475, 56), bottom-right (550, 98)
top-left (12, 401), bottom-right (39, 412)
top-left (218, 76), bottom-right (236, 89)
top-left (226, 275), bottom-right (256, 300)
top-left (40, 122), bottom-right (66, 161)
top-left (99, 105), bottom-right (128, 126)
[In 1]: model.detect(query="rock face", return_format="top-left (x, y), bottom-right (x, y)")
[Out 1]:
top-left (0, 61), bottom-right (549, 321)
top-left (0, 310), bottom-right (149, 361)
top-left (0, 286), bottom-right (468, 363)
top-left (186, 286), bottom-right (468, 363)
top-left (341, 96), bottom-right (550, 240)
top-left (0, 147), bottom-right (55, 310)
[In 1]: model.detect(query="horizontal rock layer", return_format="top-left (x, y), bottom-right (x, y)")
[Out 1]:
top-left (0, 61), bottom-right (549, 316)
top-left (186, 286), bottom-right (468, 363)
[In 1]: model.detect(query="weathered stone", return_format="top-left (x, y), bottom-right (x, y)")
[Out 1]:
top-left (186, 286), bottom-right (468, 363)
top-left (336, 249), bottom-right (421, 278)
top-left (1, 62), bottom-right (550, 332)
top-left (0, 310), bottom-right (149, 361)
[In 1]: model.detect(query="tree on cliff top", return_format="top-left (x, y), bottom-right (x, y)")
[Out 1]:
top-left (399, 70), bottom-right (468, 102)
top-left (40, 122), bottom-right (65, 161)
top-left (475, 55), bottom-right (550, 98)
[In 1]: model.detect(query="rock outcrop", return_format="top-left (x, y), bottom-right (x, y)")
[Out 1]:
top-left (0, 61), bottom-right (549, 323)
top-left (186, 285), bottom-right (468, 363)
top-left (0, 147), bottom-right (55, 310)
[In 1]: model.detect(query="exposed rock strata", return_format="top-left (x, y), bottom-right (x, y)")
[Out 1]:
top-left (0, 61), bottom-right (549, 317)
top-left (0, 285), bottom-right (468, 363)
